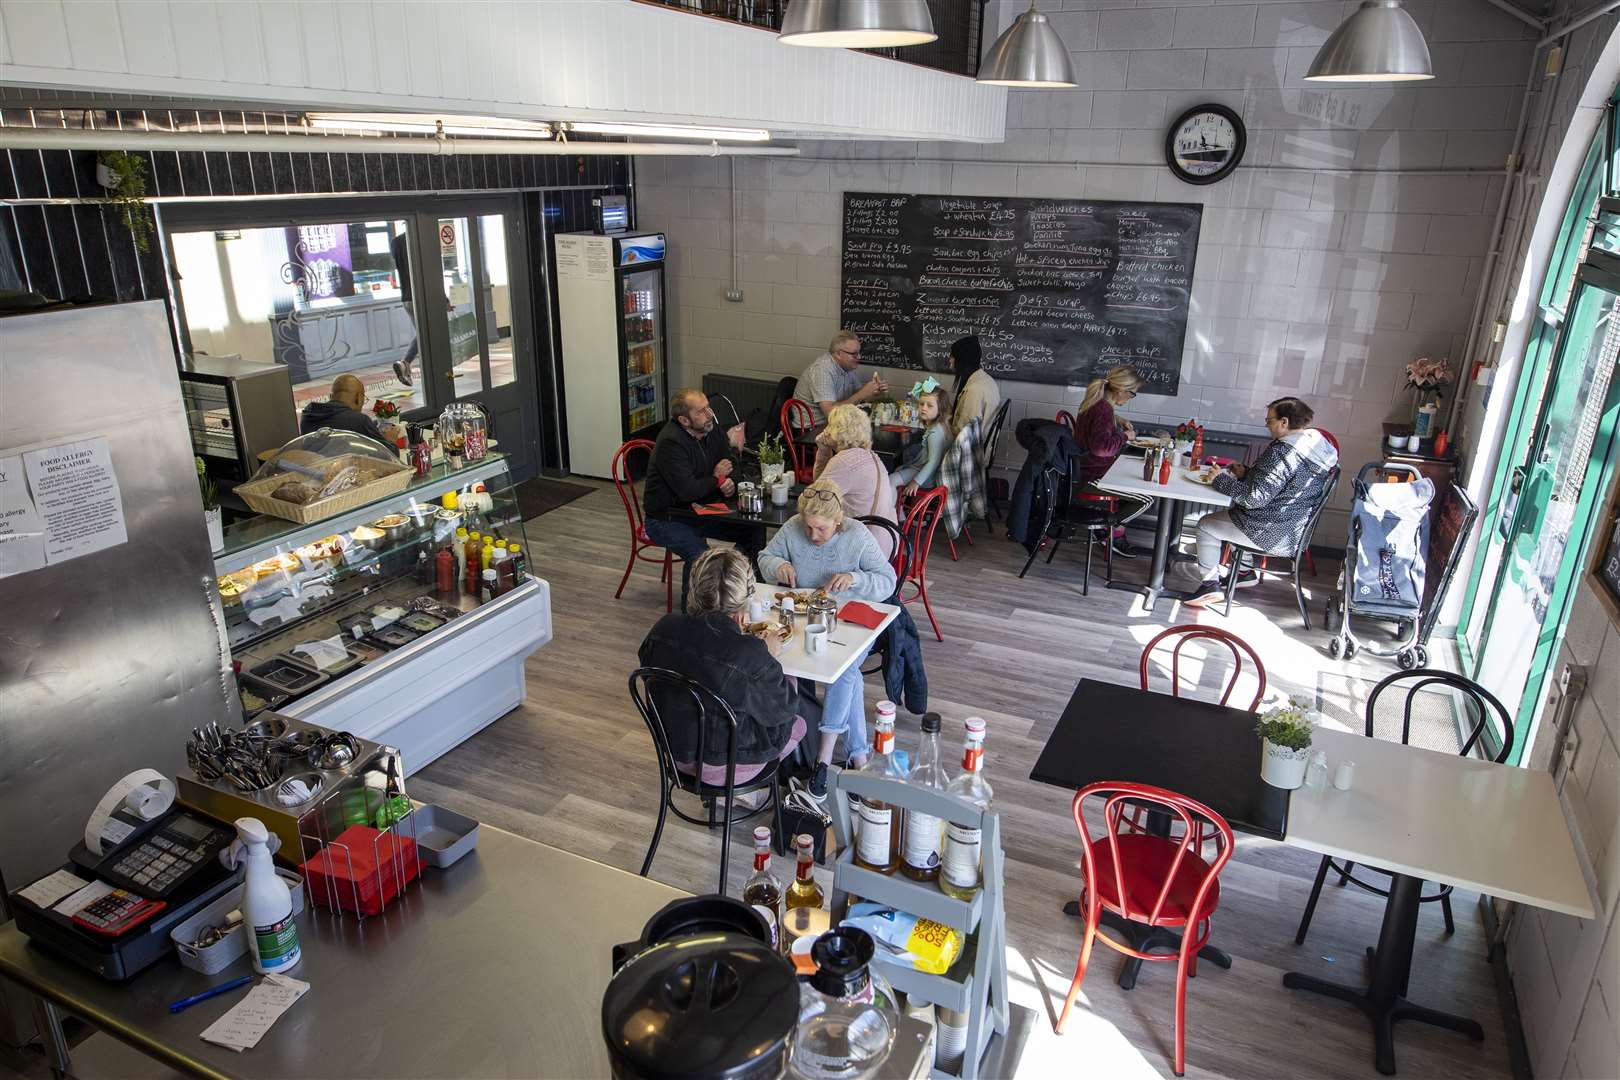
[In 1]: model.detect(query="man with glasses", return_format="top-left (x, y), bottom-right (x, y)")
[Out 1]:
top-left (794, 330), bottom-right (888, 427)
top-left (643, 389), bottom-right (754, 607)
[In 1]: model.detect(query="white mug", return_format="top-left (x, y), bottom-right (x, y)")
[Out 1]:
top-left (1405, 435), bottom-right (1421, 452)
top-left (747, 596), bottom-right (769, 623)
top-left (772, 481), bottom-right (791, 506)
top-left (1332, 760), bottom-right (1356, 791)
top-left (805, 625), bottom-right (827, 655)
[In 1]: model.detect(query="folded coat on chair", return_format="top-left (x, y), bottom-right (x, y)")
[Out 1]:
top-left (879, 603), bottom-right (928, 715)
top-left (1008, 419), bottom-right (1084, 553)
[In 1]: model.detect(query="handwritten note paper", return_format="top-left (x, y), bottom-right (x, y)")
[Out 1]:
top-left (16, 869), bottom-right (90, 910)
top-left (199, 973), bottom-right (310, 1052)
top-left (0, 453), bottom-right (47, 577)
top-left (21, 437), bottom-right (128, 566)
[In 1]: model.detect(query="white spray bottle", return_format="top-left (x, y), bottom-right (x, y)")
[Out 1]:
top-left (235, 817), bottom-right (300, 974)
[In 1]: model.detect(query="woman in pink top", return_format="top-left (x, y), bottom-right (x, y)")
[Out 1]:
top-left (814, 405), bottom-right (898, 560)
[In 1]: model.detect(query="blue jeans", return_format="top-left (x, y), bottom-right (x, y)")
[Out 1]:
top-left (643, 516), bottom-right (761, 607)
top-left (818, 646), bottom-right (871, 762)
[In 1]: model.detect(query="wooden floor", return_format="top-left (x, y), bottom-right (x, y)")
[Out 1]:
top-left (408, 480), bottom-right (1509, 1080)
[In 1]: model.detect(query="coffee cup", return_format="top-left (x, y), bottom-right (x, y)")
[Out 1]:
top-left (805, 625), bottom-right (828, 655)
top-left (772, 480), bottom-right (791, 506)
top-left (747, 596), bottom-right (769, 623)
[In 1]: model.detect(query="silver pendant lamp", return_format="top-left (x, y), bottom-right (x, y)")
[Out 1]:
top-left (778, 0), bottom-right (938, 47)
top-left (1305, 0), bottom-right (1434, 82)
top-left (977, 2), bottom-right (1077, 87)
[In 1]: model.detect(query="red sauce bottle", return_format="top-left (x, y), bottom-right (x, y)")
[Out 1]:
top-left (436, 546), bottom-right (455, 595)
top-left (1158, 453), bottom-right (1172, 485)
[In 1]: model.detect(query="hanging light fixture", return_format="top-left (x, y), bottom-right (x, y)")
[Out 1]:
top-left (977, 2), bottom-right (1076, 87)
top-left (778, 0), bottom-right (937, 48)
top-left (1305, 0), bottom-right (1433, 82)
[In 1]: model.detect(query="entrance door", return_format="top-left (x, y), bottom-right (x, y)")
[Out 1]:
top-left (412, 204), bottom-right (538, 478)
top-left (1469, 253), bottom-right (1620, 758)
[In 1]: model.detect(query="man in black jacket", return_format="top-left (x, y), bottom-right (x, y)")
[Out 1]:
top-left (298, 374), bottom-right (390, 444)
top-left (643, 389), bottom-right (754, 606)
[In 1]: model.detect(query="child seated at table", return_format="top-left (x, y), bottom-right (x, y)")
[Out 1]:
top-left (891, 378), bottom-right (952, 499)
top-left (757, 480), bottom-right (897, 799)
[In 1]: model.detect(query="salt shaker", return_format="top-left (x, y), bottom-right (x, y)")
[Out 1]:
top-left (1305, 750), bottom-right (1329, 789)
top-left (1332, 760), bottom-right (1356, 791)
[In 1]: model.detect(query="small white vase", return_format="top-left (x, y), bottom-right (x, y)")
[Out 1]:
top-left (204, 506), bottom-right (224, 554)
top-left (1260, 739), bottom-right (1310, 789)
top-left (761, 462), bottom-right (785, 486)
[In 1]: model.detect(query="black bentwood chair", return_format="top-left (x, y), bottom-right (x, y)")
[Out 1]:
top-left (980, 398), bottom-right (1013, 529)
top-left (857, 515), bottom-right (911, 680)
top-left (629, 667), bottom-right (787, 895)
top-left (1018, 458), bottom-right (1118, 596)
top-left (1218, 465), bottom-right (1340, 629)
top-left (1295, 669), bottom-right (1514, 950)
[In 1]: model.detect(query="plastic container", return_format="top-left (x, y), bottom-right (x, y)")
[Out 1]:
top-left (239, 818), bottom-right (300, 974)
top-left (411, 803), bottom-right (481, 868)
top-left (172, 869), bottom-right (304, 976)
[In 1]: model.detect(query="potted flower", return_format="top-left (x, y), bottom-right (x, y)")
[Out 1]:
top-left (1255, 697), bottom-right (1315, 789)
top-left (371, 398), bottom-right (403, 444)
top-left (1403, 356), bottom-right (1451, 438)
top-left (196, 457), bottom-right (223, 554)
top-left (758, 431), bottom-right (787, 487)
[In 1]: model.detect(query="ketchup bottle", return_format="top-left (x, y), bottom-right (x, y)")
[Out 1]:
top-left (436, 546), bottom-right (455, 595)
top-left (1158, 452), bottom-right (1172, 485)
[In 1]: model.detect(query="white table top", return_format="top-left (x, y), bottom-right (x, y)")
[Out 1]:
top-left (1096, 452), bottom-right (1232, 508)
top-left (766, 591), bottom-right (899, 684)
top-left (1287, 728), bottom-right (1595, 919)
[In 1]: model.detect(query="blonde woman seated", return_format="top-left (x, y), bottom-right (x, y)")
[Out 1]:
top-left (814, 404), bottom-right (898, 559)
top-left (638, 548), bottom-right (808, 810)
top-left (757, 480), bottom-right (897, 800)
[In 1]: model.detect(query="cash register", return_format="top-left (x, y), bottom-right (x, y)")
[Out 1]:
top-left (9, 771), bottom-right (240, 980)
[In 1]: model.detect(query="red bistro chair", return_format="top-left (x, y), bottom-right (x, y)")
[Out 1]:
top-left (898, 486), bottom-right (947, 642)
top-left (611, 439), bottom-right (673, 613)
top-left (780, 398), bottom-right (816, 485)
top-left (1138, 625), bottom-right (1266, 710)
top-left (1056, 782), bottom-right (1234, 1077)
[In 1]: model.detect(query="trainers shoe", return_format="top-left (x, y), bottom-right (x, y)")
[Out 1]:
top-left (1110, 537), bottom-right (1141, 559)
top-left (392, 360), bottom-right (413, 387)
top-left (1232, 568), bottom-right (1260, 588)
top-left (1182, 579), bottom-right (1225, 607)
top-left (807, 763), bottom-right (829, 802)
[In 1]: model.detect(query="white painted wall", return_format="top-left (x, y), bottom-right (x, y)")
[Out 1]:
top-left (638, 0), bottom-right (1545, 543)
top-left (0, 0), bottom-right (1006, 142)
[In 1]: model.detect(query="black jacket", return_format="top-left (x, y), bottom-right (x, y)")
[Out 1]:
top-left (1008, 419), bottom-right (1081, 552)
top-left (643, 421), bottom-right (734, 520)
top-left (638, 612), bottom-right (798, 767)
top-left (880, 603), bottom-right (928, 714)
top-left (299, 400), bottom-right (389, 444)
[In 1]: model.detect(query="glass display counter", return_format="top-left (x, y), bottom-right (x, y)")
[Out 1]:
top-left (213, 452), bottom-right (551, 772)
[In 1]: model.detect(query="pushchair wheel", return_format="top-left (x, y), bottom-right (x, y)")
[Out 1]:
top-left (1413, 645), bottom-right (1429, 667)
top-left (1344, 640), bottom-right (1357, 660)
top-left (1327, 637), bottom-right (1342, 659)
top-left (1398, 648), bottom-right (1420, 670)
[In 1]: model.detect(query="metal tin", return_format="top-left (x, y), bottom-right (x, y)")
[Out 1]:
top-left (806, 595), bottom-right (839, 633)
top-left (249, 656), bottom-right (330, 694)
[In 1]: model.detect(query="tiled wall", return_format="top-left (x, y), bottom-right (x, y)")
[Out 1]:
top-left (636, 0), bottom-right (1543, 543)
top-left (1512, 570), bottom-right (1620, 1080)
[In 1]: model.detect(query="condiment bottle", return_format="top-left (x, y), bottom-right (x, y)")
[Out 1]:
top-left (900, 713), bottom-right (948, 882)
top-left (415, 548), bottom-right (433, 586)
top-left (854, 705), bottom-right (905, 875)
top-left (506, 541), bottom-right (526, 578)
top-left (481, 540), bottom-right (494, 571)
top-left (1142, 447), bottom-right (1157, 481)
top-left (939, 718), bottom-right (993, 901)
top-left (741, 826), bottom-right (784, 951)
top-left (785, 834), bottom-right (825, 911)
top-left (1158, 451), bottom-right (1172, 485)
top-left (442, 490), bottom-right (459, 510)
top-left (481, 568), bottom-right (497, 603)
top-left (236, 818), bottom-right (299, 975)
top-left (436, 546), bottom-right (455, 595)
top-left (453, 527), bottom-right (469, 579)
top-left (494, 548), bottom-right (515, 595)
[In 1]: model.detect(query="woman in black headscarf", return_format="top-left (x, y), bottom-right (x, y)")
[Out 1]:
top-left (948, 335), bottom-right (1001, 437)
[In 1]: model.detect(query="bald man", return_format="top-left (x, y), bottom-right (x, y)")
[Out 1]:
top-left (299, 374), bottom-right (389, 443)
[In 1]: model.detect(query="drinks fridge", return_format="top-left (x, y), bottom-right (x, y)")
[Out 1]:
top-left (555, 231), bottom-right (668, 477)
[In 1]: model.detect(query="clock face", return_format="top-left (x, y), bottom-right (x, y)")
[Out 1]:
top-left (1166, 105), bottom-right (1245, 185)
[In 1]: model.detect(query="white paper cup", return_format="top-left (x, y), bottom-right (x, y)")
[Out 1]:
top-left (1405, 435), bottom-right (1421, 452)
top-left (805, 625), bottom-right (827, 655)
top-left (772, 482), bottom-right (791, 506)
top-left (1332, 760), bottom-right (1356, 791)
top-left (747, 597), bottom-right (769, 623)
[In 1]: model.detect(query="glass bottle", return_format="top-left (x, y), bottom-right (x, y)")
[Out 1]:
top-left (785, 834), bottom-right (825, 912)
top-left (848, 700), bottom-right (894, 847)
top-left (741, 826), bottom-right (784, 951)
top-left (900, 713), bottom-right (948, 882)
top-left (854, 706), bottom-right (905, 875)
top-left (940, 717), bottom-right (993, 901)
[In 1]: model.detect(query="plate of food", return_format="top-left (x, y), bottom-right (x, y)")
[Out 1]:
top-left (746, 621), bottom-right (794, 645)
top-left (1128, 437), bottom-right (1171, 450)
top-left (1184, 466), bottom-right (1220, 486)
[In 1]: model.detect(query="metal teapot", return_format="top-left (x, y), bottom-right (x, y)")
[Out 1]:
top-left (806, 594), bottom-right (839, 633)
top-left (735, 482), bottom-right (764, 515)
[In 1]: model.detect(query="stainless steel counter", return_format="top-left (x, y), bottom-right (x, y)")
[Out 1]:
top-left (0, 826), bottom-right (688, 1079)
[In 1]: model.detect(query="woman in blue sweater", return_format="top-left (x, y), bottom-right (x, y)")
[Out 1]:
top-left (758, 480), bottom-right (897, 799)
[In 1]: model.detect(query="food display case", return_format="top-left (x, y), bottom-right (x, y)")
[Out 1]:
top-left (212, 451), bottom-right (551, 772)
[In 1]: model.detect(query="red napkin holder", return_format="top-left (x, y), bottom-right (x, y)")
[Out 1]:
top-left (301, 824), bottom-right (422, 916)
top-left (838, 601), bottom-right (886, 629)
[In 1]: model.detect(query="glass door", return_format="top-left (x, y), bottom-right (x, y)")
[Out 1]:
top-left (622, 266), bottom-right (665, 436)
top-left (1469, 253), bottom-right (1620, 759)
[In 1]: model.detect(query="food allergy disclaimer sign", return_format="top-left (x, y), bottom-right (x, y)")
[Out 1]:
top-left (2, 437), bottom-right (129, 576)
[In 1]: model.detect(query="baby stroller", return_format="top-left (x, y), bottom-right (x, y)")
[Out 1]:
top-left (1327, 463), bottom-right (1436, 668)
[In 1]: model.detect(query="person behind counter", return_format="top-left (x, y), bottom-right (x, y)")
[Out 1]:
top-left (298, 374), bottom-right (389, 443)
top-left (642, 388), bottom-right (751, 608)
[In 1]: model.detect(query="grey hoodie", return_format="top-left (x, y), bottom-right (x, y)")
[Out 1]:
top-left (298, 399), bottom-right (388, 444)
top-left (1211, 428), bottom-right (1339, 556)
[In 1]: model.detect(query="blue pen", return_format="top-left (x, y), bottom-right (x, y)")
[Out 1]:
top-left (169, 975), bottom-right (253, 1014)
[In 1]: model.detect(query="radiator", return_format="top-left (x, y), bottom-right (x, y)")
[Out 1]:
top-left (702, 374), bottom-right (780, 428)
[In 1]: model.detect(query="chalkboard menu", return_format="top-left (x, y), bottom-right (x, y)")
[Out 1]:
top-left (840, 192), bottom-right (1202, 391)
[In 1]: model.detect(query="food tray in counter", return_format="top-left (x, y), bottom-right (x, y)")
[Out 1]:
top-left (237, 453), bottom-right (412, 524)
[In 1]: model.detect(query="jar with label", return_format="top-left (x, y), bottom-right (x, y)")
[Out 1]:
top-left (900, 713), bottom-right (948, 882)
top-left (853, 704), bottom-right (905, 874)
top-left (939, 718), bottom-right (993, 901)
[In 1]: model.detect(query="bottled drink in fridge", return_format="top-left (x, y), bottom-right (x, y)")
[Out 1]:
top-left (899, 713), bottom-right (948, 882)
top-left (785, 834), bottom-right (825, 912)
top-left (854, 705), bottom-right (905, 874)
top-left (939, 717), bottom-right (993, 901)
top-left (741, 825), bottom-right (784, 950)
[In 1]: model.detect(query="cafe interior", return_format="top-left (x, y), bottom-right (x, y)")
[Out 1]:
top-left (1, 1), bottom-right (1618, 1078)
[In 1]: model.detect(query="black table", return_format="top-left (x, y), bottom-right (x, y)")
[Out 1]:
top-left (1030, 679), bottom-right (1289, 988)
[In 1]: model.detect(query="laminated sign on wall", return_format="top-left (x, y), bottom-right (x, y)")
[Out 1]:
top-left (0, 436), bottom-right (128, 578)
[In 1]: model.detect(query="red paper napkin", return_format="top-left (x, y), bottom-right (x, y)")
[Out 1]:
top-left (839, 601), bottom-right (886, 629)
top-left (692, 502), bottom-right (731, 516)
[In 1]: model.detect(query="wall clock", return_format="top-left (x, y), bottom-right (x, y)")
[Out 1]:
top-left (1165, 104), bottom-right (1245, 186)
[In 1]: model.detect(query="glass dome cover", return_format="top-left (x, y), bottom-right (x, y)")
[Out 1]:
top-left (249, 428), bottom-right (403, 504)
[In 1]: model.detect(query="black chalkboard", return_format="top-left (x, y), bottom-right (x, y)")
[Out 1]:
top-left (840, 192), bottom-right (1202, 392)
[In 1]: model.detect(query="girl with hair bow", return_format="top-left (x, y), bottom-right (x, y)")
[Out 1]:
top-left (891, 376), bottom-right (952, 499)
